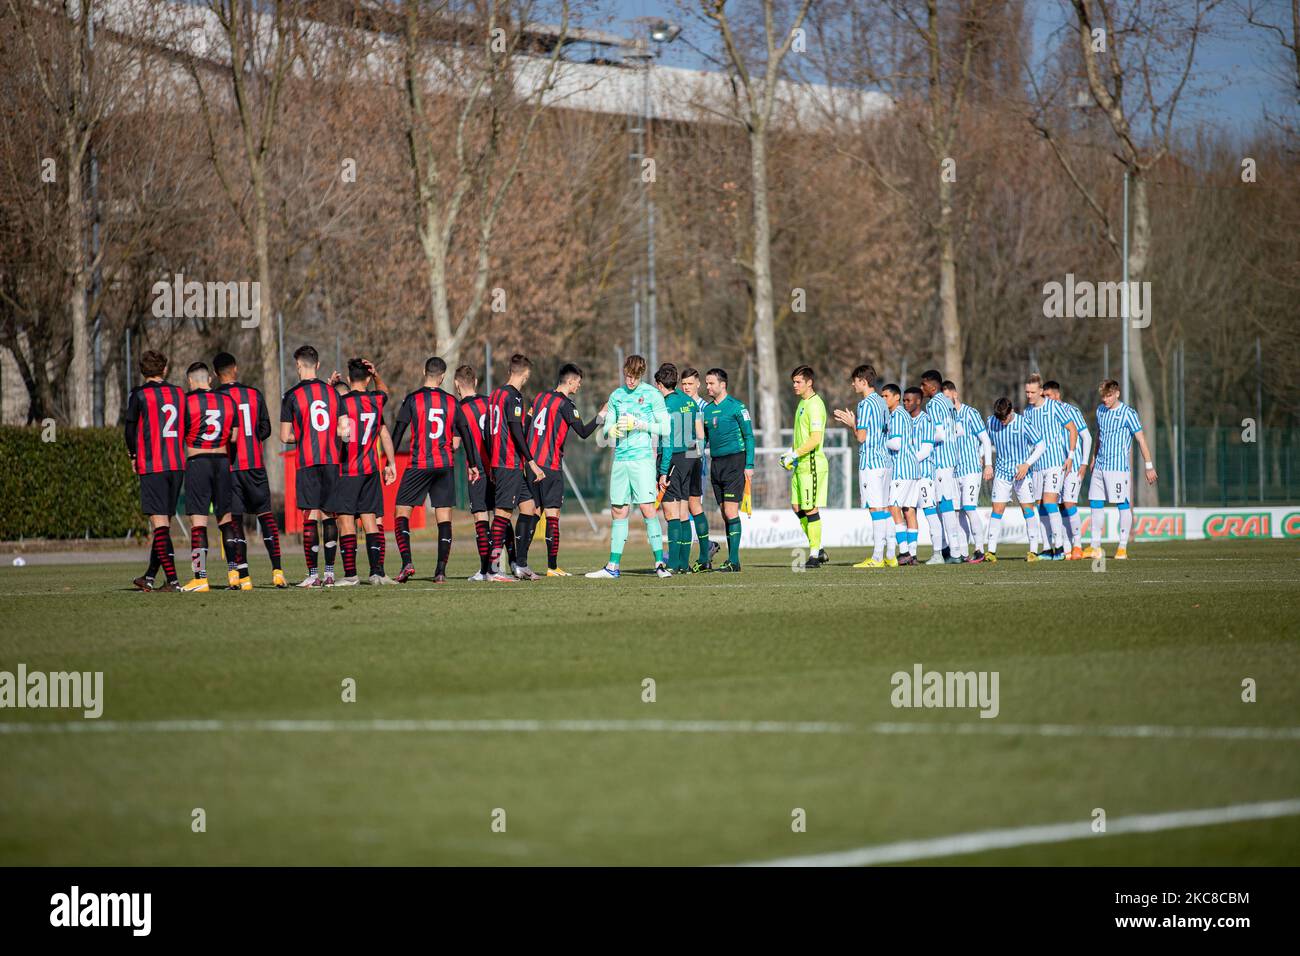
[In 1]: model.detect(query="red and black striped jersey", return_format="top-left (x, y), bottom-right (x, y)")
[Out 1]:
top-left (458, 394), bottom-right (491, 470)
top-left (338, 390), bottom-right (388, 476)
top-left (124, 381), bottom-right (186, 475)
top-left (527, 390), bottom-right (577, 469)
top-left (281, 379), bottom-right (340, 467)
top-left (489, 385), bottom-right (529, 470)
top-left (184, 389), bottom-right (237, 452)
top-left (395, 387), bottom-right (457, 470)
top-left (216, 382), bottom-right (270, 471)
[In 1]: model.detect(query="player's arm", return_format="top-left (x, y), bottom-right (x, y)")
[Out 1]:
top-left (1134, 427), bottom-right (1158, 484)
top-left (564, 400), bottom-right (604, 440)
top-left (363, 360), bottom-right (387, 396)
top-left (389, 396), bottom-right (411, 453)
top-left (975, 419), bottom-right (993, 478)
top-left (1064, 418), bottom-right (1079, 468)
top-left (454, 405), bottom-right (482, 472)
top-left (256, 396), bottom-right (272, 442)
top-left (279, 395), bottom-right (295, 447)
top-left (507, 397), bottom-right (542, 478)
top-left (378, 424), bottom-right (397, 484)
top-left (916, 438), bottom-right (933, 462)
top-left (1016, 439), bottom-right (1045, 481)
top-left (928, 403), bottom-right (946, 444)
top-left (602, 391), bottom-right (620, 439)
top-left (1077, 427), bottom-right (1092, 475)
top-left (738, 406), bottom-right (755, 471)
top-left (123, 389), bottom-right (140, 460)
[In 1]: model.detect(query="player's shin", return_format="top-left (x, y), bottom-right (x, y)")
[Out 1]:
top-left (303, 518), bottom-right (319, 573)
top-left (609, 517), bottom-right (629, 566)
top-left (924, 508), bottom-right (944, 558)
top-left (155, 526), bottom-right (178, 583)
top-left (322, 517), bottom-right (338, 575)
top-left (340, 533), bottom-right (358, 578)
top-left (395, 516), bottom-right (413, 570)
top-left (963, 507), bottom-right (983, 554)
top-left (806, 511), bottom-right (822, 555)
top-left (693, 513), bottom-right (710, 563)
top-left (1065, 505), bottom-right (1082, 547)
top-left (1089, 500), bottom-right (1105, 550)
top-left (258, 512), bottom-right (282, 570)
top-left (474, 519), bottom-right (491, 574)
top-left (725, 516), bottom-right (742, 567)
top-left (490, 515), bottom-right (513, 573)
top-left (546, 516), bottom-right (560, 570)
top-left (1022, 507), bottom-right (1040, 553)
top-left (870, 511), bottom-right (891, 561)
top-left (365, 532), bottom-right (383, 577)
top-left (893, 521), bottom-right (908, 556)
top-left (939, 501), bottom-right (965, 557)
top-left (190, 526), bottom-right (208, 579)
top-left (1117, 500), bottom-right (1133, 548)
top-left (644, 514), bottom-right (664, 564)
top-left (987, 511), bottom-right (1003, 553)
top-left (436, 521), bottom-right (452, 575)
top-left (219, 520), bottom-right (238, 572)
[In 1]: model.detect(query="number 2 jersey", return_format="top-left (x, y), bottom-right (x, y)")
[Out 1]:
top-left (124, 380), bottom-right (187, 474)
top-left (281, 379), bottom-right (340, 468)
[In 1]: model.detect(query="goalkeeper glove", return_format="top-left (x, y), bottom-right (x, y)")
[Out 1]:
top-left (779, 450), bottom-right (797, 471)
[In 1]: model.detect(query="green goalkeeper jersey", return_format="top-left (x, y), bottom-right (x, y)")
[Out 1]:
top-left (793, 393), bottom-right (829, 470)
top-left (603, 382), bottom-right (668, 461)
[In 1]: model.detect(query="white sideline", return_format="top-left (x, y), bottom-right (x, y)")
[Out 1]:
top-left (735, 797), bottom-right (1300, 867)
top-left (0, 717), bottom-right (1298, 740)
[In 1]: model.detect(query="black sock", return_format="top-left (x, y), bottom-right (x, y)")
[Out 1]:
top-left (516, 514), bottom-right (537, 568)
top-left (145, 528), bottom-right (161, 580)
top-left (436, 521), bottom-right (452, 574)
top-left (475, 520), bottom-right (491, 574)
top-left (366, 532), bottom-right (383, 577)
top-left (219, 520), bottom-right (238, 573)
top-left (322, 518), bottom-right (338, 573)
top-left (395, 516), bottom-right (412, 569)
top-left (258, 512), bottom-right (282, 571)
top-left (545, 516), bottom-right (560, 570)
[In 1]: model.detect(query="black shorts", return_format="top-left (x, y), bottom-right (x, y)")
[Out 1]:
top-left (327, 473), bottom-right (384, 516)
top-left (230, 468), bottom-right (271, 515)
top-left (185, 454), bottom-right (232, 516)
top-left (396, 467), bottom-right (455, 509)
top-left (530, 466), bottom-right (564, 510)
top-left (468, 473), bottom-right (493, 513)
top-left (710, 452), bottom-right (747, 504)
top-left (492, 466), bottom-right (527, 511)
top-left (140, 471), bottom-right (183, 517)
top-left (686, 455), bottom-right (704, 498)
top-left (663, 451), bottom-right (695, 503)
top-left (296, 464), bottom-right (338, 512)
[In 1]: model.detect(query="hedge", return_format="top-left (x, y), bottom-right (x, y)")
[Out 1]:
top-left (0, 426), bottom-right (145, 540)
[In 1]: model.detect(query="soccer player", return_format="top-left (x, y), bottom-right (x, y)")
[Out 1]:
top-left (782, 365), bottom-right (829, 568)
top-left (453, 365), bottom-right (512, 581)
top-left (696, 367), bottom-right (754, 573)
top-left (1018, 372), bottom-right (1079, 561)
top-left (677, 367), bottom-right (716, 570)
top-left (281, 344), bottom-right (342, 587)
top-left (906, 387), bottom-right (946, 564)
top-left (489, 354), bottom-right (546, 581)
top-left (656, 363), bottom-right (705, 573)
top-left (178, 362), bottom-right (238, 592)
top-left (1044, 381), bottom-right (1092, 560)
top-left (586, 354), bottom-right (672, 579)
top-left (884, 384), bottom-right (919, 565)
top-left (1089, 379), bottom-right (1157, 560)
top-left (984, 397), bottom-right (1042, 561)
top-left (124, 350), bottom-right (186, 592)
top-left (390, 357), bottom-right (471, 583)
top-left (526, 363), bottom-right (606, 576)
top-left (919, 370), bottom-right (965, 562)
top-left (942, 380), bottom-right (994, 563)
top-left (214, 352), bottom-right (285, 589)
top-left (328, 359), bottom-right (397, 585)
top-left (834, 364), bottom-right (895, 567)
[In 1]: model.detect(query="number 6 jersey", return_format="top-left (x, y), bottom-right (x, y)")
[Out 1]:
top-left (281, 379), bottom-right (341, 467)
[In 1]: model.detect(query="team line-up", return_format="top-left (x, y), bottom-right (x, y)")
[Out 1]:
top-left (121, 346), bottom-right (1156, 591)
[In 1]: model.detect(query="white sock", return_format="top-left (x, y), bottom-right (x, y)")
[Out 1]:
top-left (987, 512), bottom-right (1003, 552)
top-left (941, 510), bottom-right (965, 556)
top-left (894, 523), bottom-right (908, 555)
top-left (1048, 507), bottom-right (1065, 550)
top-left (925, 511), bottom-right (945, 553)
top-left (1067, 507), bottom-right (1082, 548)
top-left (1091, 505), bottom-right (1104, 549)
top-left (1118, 506), bottom-right (1133, 548)
top-left (1023, 509), bottom-right (1040, 552)
top-left (871, 514), bottom-right (891, 561)
top-left (963, 508), bottom-right (984, 553)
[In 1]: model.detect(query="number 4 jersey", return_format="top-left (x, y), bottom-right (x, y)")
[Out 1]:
top-left (281, 379), bottom-right (341, 467)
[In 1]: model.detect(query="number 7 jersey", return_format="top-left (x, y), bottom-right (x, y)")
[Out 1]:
top-left (339, 389), bottom-right (389, 476)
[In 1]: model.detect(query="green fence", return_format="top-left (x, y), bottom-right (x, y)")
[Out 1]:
top-left (1158, 426), bottom-right (1300, 506)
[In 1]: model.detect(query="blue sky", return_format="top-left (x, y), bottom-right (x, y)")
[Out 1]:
top-left (595, 0), bottom-right (1293, 141)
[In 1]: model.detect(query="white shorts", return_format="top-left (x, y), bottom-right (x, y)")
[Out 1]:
top-left (957, 472), bottom-right (981, 508)
top-left (1032, 466), bottom-right (1064, 500)
top-left (917, 477), bottom-right (937, 510)
top-left (1089, 468), bottom-right (1131, 504)
top-left (1062, 467), bottom-right (1084, 503)
top-left (934, 467), bottom-right (958, 503)
top-left (889, 478), bottom-right (918, 509)
top-left (859, 468), bottom-right (890, 510)
top-left (992, 475), bottom-right (1034, 505)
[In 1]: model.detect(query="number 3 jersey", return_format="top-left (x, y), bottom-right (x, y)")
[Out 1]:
top-left (338, 389), bottom-right (389, 476)
top-left (281, 379), bottom-right (341, 468)
top-left (184, 388), bottom-right (238, 452)
top-left (394, 386), bottom-right (458, 470)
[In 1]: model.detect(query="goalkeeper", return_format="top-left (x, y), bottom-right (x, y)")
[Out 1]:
top-left (782, 365), bottom-right (829, 568)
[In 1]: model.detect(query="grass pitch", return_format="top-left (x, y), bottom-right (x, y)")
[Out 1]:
top-left (1, 539), bottom-right (1298, 866)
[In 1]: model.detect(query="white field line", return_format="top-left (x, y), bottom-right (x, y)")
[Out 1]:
top-left (735, 797), bottom-right (1300, 867)
top-left (0, 718), bottom-right (1298, 741)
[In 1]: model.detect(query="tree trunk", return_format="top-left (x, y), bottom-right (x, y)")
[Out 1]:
top-left (65, 129), bottom-right (91, 427)
top-left (748, 122), bottom-right (781, 452)
top-left (1127, 174), bottom-right (1158, 505)
top-left (252, 175), bottom-right (283, 501)
top-left (937, 175), bottom-right (962, 391)
top-left (425, 217), bottom-right (459, 367)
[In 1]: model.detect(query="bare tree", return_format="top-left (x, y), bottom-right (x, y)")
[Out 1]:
top-left (701, 0), bottom-right (813, 449)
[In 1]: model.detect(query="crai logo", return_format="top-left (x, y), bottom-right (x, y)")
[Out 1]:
top-left (1282, 512), bottom-right (1300, 537)
top-left (50, 886), bottom-right (151, 936)
top-left (1203, 513), bottom-right (1271, 539)
top-left (1131, 512), bottom-right (1184, 539)
top-left (891, 663), bottom-right (1000, 719)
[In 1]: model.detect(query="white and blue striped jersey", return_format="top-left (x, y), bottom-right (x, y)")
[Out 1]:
top-left (1022, 397), bottom-right (1072, 471)
top-left (925, 394), bottom-right (958, 470)
top-left (1061, 402), bottom-right (1089, 464)
top-left (952, 402), bottom-right (987, 477)
top-left (1094, 401), bottom-right (1143, 471)
top-left (888, 406), bottom-right (918, 480)
top-left (987, 412), bottom-right (1030, 482)
top-left (911, 410), bottom-right (937, 479)
top-left (856, 391), bottom-right (891, 471)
